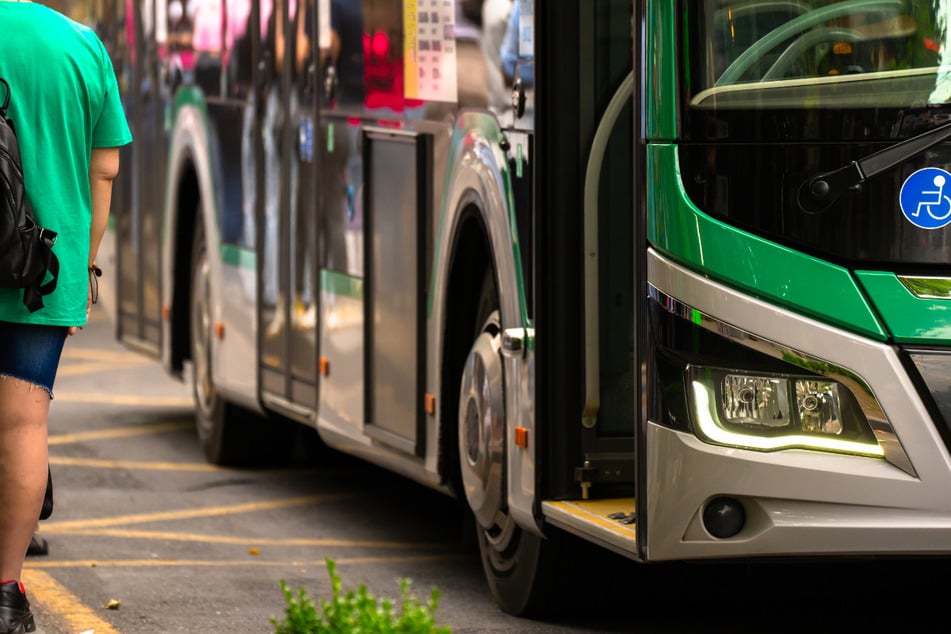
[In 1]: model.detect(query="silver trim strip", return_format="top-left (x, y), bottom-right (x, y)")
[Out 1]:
top-left (897, 276), bottom-right (951, 300)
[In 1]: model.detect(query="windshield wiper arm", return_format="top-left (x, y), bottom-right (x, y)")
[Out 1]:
top-left (799, 119), bottom-right (951, 212)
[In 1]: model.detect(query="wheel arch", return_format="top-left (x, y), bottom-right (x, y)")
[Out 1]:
top-left (169, 162), bottom-right (200, 377)
top-left (161, 101), bottom-right (220, 379)
top-left (438, 203), bottom-right (495, 497)
top-left (432, 113), bottom-right (533, 521)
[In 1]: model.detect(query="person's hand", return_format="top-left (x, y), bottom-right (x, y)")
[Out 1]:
top-left (67, 280), bottom-right (93, 337)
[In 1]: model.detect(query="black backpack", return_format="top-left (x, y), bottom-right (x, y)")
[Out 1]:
top-left (0, 77), bottom-right (58, 312)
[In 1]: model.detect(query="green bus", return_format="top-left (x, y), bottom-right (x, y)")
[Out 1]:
top-left (87, 0), bottom-right (951, 615)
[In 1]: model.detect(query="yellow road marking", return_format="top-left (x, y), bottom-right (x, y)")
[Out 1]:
top-left (25, 554), bottom-right (467, 570)
top-left (43, 495), bottom-right (349, 532)
top-left (49, 456), bottom-right (220, 471)
top-left (49, 421), bottom-right (193, 445)
top-left (53, 392), bottom-right (193, 406)
top-left (61, 347), bottom-right (148, 363)
top-left (21, 569), bottom-right (119, 634)
top-left (50, 528), bottom-right (450, 550)
top-left (56, 360), bottom-right (149, 377)
top-left (50, 457), bottom-right (331, 473)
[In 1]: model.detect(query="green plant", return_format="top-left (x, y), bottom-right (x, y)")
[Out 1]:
top-left (271, 558), bottom-right (452, 633)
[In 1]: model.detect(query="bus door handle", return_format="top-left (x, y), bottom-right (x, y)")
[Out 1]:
top-left (256, 52), bottom-right (273, 93)
top-left (305, 61), bottom-right (317, 96)
top-left (323, 64), bottom-right (337, 104)
top-left (256, 60), bottom-right (267, 91)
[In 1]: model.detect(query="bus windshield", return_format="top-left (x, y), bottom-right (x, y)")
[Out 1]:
top-left (689, 0), bottom-right (950, 110)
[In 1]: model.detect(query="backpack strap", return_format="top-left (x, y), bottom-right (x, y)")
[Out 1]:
top-left (21, 231), bottom-right (59, 313)
top-left (0, 78), bottom-right (9, 119)
top-left (1, 78), bottom-right (60, 313)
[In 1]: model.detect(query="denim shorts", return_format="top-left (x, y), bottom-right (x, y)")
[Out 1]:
top-left (0, 321), bottom-right (68, 398)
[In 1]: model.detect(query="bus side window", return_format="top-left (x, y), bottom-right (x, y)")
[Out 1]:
top-left (364, 0), bottom-right (410, 111)
top-left (191, 0), bottom-right (225, 94)
top-left (225, 0), bottom-right (255, 99)
top-left (327, 0), bottom-right (366, 107)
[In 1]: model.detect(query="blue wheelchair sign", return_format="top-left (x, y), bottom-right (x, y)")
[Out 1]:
top-left (900, 167), bottom-right (951, 229)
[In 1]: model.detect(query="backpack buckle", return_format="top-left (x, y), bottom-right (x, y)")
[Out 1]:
top-left (39, 228), bottom-right (57, 246)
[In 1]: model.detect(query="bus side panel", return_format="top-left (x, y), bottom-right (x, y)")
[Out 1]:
top-left (206, 99), bottom-right (261, 410)
top-left (361, 130), bottom-right (430, 456)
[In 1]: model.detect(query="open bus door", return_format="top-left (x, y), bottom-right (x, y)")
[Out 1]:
top-left (534, 0), bottom-right (637, 550)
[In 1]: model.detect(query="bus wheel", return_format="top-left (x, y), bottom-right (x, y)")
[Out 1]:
top-left (458, 282), bottom-right (553, 616)
top-left (190, 217), bottom-right (261, 466)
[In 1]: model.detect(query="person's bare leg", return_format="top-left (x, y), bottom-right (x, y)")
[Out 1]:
top-left (0, 377), bottom-right (49, 582)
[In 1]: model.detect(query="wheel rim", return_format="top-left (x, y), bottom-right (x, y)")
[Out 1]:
top-left (459, 310), bottom-right (509, 544)
top-left (191, 241), bottom-right (215, 428)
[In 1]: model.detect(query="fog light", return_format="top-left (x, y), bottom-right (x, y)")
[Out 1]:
top-left (703, 497), bottom-right (745, 538)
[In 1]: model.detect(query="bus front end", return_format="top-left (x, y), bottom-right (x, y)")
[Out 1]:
top-left (643, 0), bottom-right (951, 560)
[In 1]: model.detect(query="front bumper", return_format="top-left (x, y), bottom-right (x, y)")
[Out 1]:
top-left (645, 249), bottom-right (951, 561)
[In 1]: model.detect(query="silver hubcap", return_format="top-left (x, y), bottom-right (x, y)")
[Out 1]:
top-left (191, 245), bottom-right (214, 423)
top-left (459, 311), bottom-right (505, 531)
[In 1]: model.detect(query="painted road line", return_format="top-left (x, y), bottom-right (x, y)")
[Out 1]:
top-left (21, 569), bottom-right (119, 634)
top-left (25, 554), bottom-right (468, 570)
top-left (55, 360), bottom-right (149, 377)
top-left (49, 421), bottom-right (193, 445)
top-left (49, 456), bottom-right (222, 471)
top-left (53, 392), bottom-right (193, 406)
top-left (44, 528), bottom-right (452, 550)
top-left (41, 495), bottom-right (351, 533)
top-left (61, 347), bottom-right (150, 363)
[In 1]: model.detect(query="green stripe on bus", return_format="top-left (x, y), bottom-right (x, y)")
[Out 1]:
top-left (647, 144), bottom-right (886, 341)
top-left (220, 244), bottom-right (255, 269)
top-left (321, 269), bottom-right (363, 300)
top-left (855, 271), bottom-right (951, 344)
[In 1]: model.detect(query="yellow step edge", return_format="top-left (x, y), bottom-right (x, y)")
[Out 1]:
top-left (542, 497), bottom-right (636, 557)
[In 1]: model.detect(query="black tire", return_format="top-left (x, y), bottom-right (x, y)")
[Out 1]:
top-left (189, 215), bottom-right (294, 466)
top-left (459, 269), bottom-right (557, 616)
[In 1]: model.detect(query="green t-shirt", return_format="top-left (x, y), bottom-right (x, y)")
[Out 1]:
top-left (0, 2), bottom-right (132, 326)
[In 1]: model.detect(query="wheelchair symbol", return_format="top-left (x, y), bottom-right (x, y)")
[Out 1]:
top-left (900, 167), bottom-right (951, 229)
top-left (915, 174), bottom-right (951, 220)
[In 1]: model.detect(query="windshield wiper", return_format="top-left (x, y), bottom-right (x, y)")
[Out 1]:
top-left (798, 119), bottom-right (951, 212)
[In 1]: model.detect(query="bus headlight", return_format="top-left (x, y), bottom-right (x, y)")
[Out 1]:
top-left (687, 365), bottom-right (883, 458)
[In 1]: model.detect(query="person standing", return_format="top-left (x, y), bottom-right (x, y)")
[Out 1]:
top-left (0, 2), bottom-right (132, 632)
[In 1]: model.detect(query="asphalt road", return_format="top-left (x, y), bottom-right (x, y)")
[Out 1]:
top-left (24, 306), bottom-right (641, 633)
top-left (25, 306), bottom-right (950, 633)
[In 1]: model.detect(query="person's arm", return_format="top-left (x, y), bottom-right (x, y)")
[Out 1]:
top-left (71, 147), bottom-right (119, 335)
top-left (88, 147), bottom-right (120, 268)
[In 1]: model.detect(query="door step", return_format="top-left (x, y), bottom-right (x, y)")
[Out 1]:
top-left (542, 498), bottom-right (636, 558)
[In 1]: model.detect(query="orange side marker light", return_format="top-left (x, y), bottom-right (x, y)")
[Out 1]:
top-left (515, 426), bottom-right (529, 448)
top-left (424, 393), bottom-right (436, 415)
